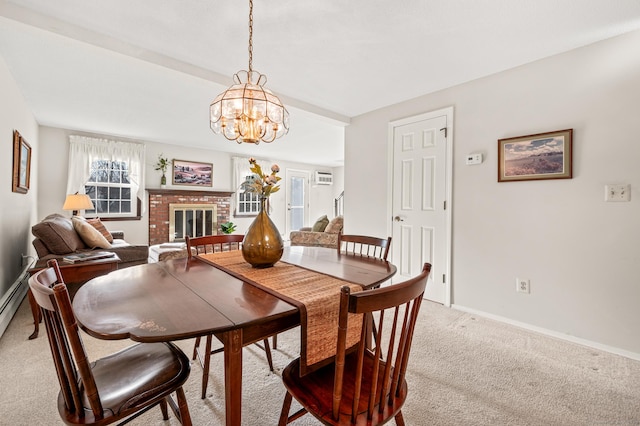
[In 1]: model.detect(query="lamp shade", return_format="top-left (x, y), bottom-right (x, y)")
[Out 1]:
top-left (62, 194), bottom-right (94, 215)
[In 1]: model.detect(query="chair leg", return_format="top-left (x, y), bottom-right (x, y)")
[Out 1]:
top-left (159, 397), bottom-right (169, 420)
top-left (278, 392), bottom-right (293, 426)
top-left (262, 338), bottom-right (274, 372)
top-left (176, 387), bottom-right (193, 426)
top-left (394, 411), bottom-right (405, 426)
top-left (200, 335), bottom-right (213, 399)
top-left (273, 333), bottom-right (278, 349)
top-left (192, 336), bottom-right (201, 360)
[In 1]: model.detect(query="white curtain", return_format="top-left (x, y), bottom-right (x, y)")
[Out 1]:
top-left (232, 156), bottom-right (253, 191)
top-left (67, 135), bottom-right (146, 213)
top-left (232, 156), bottom-right (276, 189)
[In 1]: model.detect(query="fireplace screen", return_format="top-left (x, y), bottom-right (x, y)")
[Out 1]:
top-left (169, 203), bottom-right (217, 242)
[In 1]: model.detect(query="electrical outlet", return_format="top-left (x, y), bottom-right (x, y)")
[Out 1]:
top-left (516, 278), bottom-right (530, 294)
top-left (605, 184), bottom-right (630, 202)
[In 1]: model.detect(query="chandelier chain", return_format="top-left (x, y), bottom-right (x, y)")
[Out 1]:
top-left (248, 0), bottom-right (253, 72)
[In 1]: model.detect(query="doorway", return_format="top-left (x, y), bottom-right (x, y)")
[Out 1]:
top-left (285, 169), bottom-right (310, 237)
top-left (388, 107), bottom-right (453, 305)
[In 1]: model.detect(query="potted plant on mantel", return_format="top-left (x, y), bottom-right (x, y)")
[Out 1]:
top-left (154, 154), bottom-right (169, 188)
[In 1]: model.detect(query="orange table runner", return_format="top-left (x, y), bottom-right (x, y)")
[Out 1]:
top-left (197, 250), bottom-right (362, 374)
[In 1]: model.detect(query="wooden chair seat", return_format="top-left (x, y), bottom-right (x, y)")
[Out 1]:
top-left (281, 351), bottom-right (406, 425)
top-left (63, 343), bottom-right (190, 424)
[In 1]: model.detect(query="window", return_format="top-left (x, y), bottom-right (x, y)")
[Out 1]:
top-left (67, 136), bottom-right (145, 220)
top-left (236, 175), bottom-right (261, 215)
top-left (84, 160), bottom-right (134, 217)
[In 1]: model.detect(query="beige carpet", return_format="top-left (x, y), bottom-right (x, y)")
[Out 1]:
top-left (1, 296), bottom-right (639, 425)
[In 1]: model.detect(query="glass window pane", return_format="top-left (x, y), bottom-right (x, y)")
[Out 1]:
top-left (121, 201), bottom-right (131, 213)
top-left (97, 186), bottom-right (109, 199)
top-left (175, 211), bottom-right (184, 240)
top-left (205, 210), bottom-right (213, 235)
top-left (291, 209), bottom-right (303, 231)
top-left (110, 170), bottom-right (121, 183)
top-left (109, 200), bottom-right (120, 213)
top-left (195, 210), bottom-right (203, 236)
top-left (186, 211), bottom-right (194, 237)
top-left (96, 200), bottom-right (108, 213)
top-left (108, 187), bottom-right (120, 199)
top-left (292, 177), bottom-right (303, 205)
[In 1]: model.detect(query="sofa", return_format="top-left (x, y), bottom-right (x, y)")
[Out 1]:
top-left (31, 213), bottom-right (148, 270)
top-left (289, 215), bottom-right (343, 248)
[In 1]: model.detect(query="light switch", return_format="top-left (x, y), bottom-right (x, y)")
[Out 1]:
top-left (605, 184), bottom-right (630, 202)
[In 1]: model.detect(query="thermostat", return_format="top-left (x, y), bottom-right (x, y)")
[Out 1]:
top-left (465, 153), bottom-right (483, 165)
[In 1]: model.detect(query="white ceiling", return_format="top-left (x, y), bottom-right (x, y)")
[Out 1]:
top-left (1, 0), bottom-right (640, 167)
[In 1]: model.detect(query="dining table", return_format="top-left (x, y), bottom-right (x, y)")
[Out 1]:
top-left (72, 245), bottom-right (397, 426)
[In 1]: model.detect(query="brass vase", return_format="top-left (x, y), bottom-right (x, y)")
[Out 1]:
top-left (242, 197), bottom-right (284, 268)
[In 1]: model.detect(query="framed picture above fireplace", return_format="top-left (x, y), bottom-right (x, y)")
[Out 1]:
top-left (172, 159), bottom-right (213, 187)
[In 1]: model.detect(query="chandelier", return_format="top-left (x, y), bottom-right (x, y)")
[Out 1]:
top-left (210, 0), bottom-right (289, 144)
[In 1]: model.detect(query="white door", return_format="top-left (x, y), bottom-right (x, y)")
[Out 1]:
top-left (389, 108), bottom-right (452, 305)
top-left (286, 170), bottom-right (310, 236)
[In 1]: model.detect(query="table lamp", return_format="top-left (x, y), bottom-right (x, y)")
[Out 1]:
top-left (62, 194), bottom-right (94, 216)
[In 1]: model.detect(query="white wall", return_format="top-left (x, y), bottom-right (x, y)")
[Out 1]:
top-left (0, 54), bottom-right (38, 299)
top-left (345, 30), bottom-right (640, 356)
top-left (37, 127), bottom-right (343, 244)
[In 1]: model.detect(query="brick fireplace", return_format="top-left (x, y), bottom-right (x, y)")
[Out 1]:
top-left (147, 189), bottom-right (234, 246)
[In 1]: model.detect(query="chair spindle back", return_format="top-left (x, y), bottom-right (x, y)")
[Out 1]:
top-left (186, 234), bottom-right (244, 259)
top-left (333, 263), bottom-right (431, 423)
top-left (29, 259), bottom-right (104, 420)
top-left (338, 234), bottom-right (392, 260)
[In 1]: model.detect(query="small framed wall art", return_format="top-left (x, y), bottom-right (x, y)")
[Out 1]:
top-left (498, 129), bottom-right (573, 182)
top-left (12, 130), bottom-right (32, 194)
top-left (172, 159), bottom-right (213, 187)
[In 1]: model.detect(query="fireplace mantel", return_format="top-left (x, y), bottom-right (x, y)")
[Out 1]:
top-left (147, 188), bottom-right (234, 197)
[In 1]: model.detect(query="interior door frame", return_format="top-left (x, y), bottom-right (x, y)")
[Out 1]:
top-left (386, 106), bottom-right (454, 306)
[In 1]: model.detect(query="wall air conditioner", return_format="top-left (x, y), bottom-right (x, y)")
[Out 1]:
top-left (314, 171), bottom-right (333, 185)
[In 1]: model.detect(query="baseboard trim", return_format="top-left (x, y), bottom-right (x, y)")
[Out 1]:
top-left (451, 304), bottom-right (640, 362)
top-left (0, 265), bottom-right (31, 339)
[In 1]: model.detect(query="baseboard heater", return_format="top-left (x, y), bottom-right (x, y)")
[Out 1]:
top-left (0, 262), bottom-right (32, 339)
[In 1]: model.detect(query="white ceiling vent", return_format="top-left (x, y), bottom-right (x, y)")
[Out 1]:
top-left (314, 171), bottom-right (333, 185)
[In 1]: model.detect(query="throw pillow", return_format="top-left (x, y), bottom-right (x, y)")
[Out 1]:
top-left (324, 216), bottom-right (344, 234)
top-left (72, 216), bottom-right (112, 249)
top-left (311, 215), bottom-right (329, 232)
top-left (32, 214), bottom-right (87, 254)
top-left (87, 218), bottom-right (114, 243)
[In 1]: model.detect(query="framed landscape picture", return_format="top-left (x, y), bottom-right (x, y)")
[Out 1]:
top-left (172, 159), bottom-right (213, 187)
top-left (498, 129), bottom-right (573, 182)
top-left (12, 130), bottom-right (31, 194)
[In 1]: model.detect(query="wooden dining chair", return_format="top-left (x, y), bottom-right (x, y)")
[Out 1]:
top-left (278, 263), bottom-right (431, 426)
top-left (29, 259), bottom-right (192, 426)
top-left (186, 234), bottom-right (275, 399)
top-left (337, 233), bottom-right (392, 260)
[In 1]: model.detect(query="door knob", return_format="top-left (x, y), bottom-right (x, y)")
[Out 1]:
top-left (394, 216), bottom-right (404, 222)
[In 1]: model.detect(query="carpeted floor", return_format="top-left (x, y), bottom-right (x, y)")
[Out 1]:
top-left (1, 296), bottom-right (639, 425)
